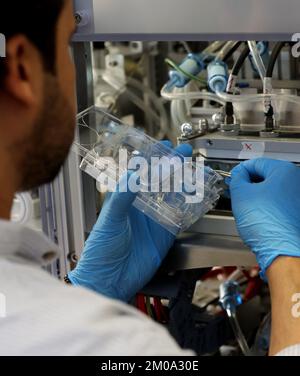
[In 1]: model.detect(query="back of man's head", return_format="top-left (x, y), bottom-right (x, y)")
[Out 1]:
top-left (0, 0), bottom-right (76, 201)
top-left (0, 1), bottom-right (65, 83)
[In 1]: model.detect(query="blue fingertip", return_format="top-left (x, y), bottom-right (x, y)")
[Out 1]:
top-left (223, 188), bottom-right (231, 199)
top-left (160, 140), bottom-right (173, 148)
top-left (225, 177), bottom-right (232, 186)
top-left (175, 143), bottom-right (193, 158)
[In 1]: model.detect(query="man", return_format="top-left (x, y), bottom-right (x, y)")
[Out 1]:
top-left (0, 0), bottom-right (299, 356)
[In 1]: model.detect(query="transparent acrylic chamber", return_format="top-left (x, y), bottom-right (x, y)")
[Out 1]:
top-left (217, 91), bottom-right (300, 132)
top-left (73, 106), bottom-right (221, 235)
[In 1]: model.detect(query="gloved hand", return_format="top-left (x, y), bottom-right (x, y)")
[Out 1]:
top-left (228, 158), bottom-right (300, 279)
top-left (68, 142), bottom-right (193, 302)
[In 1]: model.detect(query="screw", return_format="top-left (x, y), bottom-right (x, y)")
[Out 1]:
top-left (68, 253), bottom-right (78, 264)
top-left (74, 10), bottom-right (90, 27)
top-left (109, 61), bottom-right (118, 67)
top-left (131, 42), bottom-right (139, 49)
top-left (198, 118), bottom-right (208, 133)
top-left (181, 123), bottom-right (194, 137)
top-left (74, 13), bottom-right (82, 25)
top-left (212, 112), bottom-right (224, 126)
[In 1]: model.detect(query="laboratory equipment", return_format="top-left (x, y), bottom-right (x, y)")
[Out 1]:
top-left (73, 106), bottom-right (222, 235)
top-left (207, 61), bottom-right (228, 93)
top-left (166, 54), bottom-right (205, 89)
top-left (36, 1), bottom-right (300, 354)
top-left (40, 38), bottom-right (300, 286)
top-left (219, 281), bottom-right (251, 356)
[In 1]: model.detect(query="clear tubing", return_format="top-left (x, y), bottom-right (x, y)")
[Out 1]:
top-left (216, 91), bottom-right (300, 105)
top-left (125, 89), bottom-right (162, 122)
top-left (171, 91), bottom-right (187, 126)
top-left (161, 84), bottom-right (226, 105)
top-left (183, 83), bottom-right (194, 114)
top-left (227, 309), bottom-right (252, 356)
top-left (170, 99), bottom-right (179, 124)
top-left (170, 87), bottom-right (193, 133)
top-left (170, 100), bottom-right (181, 133)
top-left (126, 89), bottom-right (170, 140)
top-left (127, 78), bottom-right (169, 140)
top-left (177, 96), bottom-right (189, 124)
top-left (96, 73), bottom-right (169, 140)
top-left (180, 41), bottom-right (192, 54)
top-left (248, 41), bottom-right (266, 82)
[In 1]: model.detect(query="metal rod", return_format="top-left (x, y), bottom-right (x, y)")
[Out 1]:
top-left (215, 170), bottom-right (232, 178)
top-left (226, 309), bottom-right (252, 356)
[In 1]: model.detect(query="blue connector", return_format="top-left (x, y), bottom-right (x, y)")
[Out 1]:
top-left (219, 281), bottom-right (243, 312)
top-left (207, 60), bottom-right (228, 93)
top-left (168, 53), bottom-right (205, 89)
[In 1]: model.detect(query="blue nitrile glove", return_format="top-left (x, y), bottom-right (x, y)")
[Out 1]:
top-left (68, 142), bottom-right (193, 302)
top-left (228, 158), bottom-right (300, 279)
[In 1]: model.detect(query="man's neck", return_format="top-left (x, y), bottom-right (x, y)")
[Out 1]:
top-left (0, 191), bottom-right (14, 219)
top-left (0, 149), bottom-right (18, 220)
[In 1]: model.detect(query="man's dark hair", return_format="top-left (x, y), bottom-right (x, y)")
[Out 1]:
top-left (0, 0), bottom-right (65, 85)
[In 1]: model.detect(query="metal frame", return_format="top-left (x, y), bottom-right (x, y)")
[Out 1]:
top-left (162, 234), bottom-right (256, 273)
top-left (72, 43), bottom-right (98, 236)
top-left (73, 0), bottom-right (300, 41)
top-left (39, 42), bottom-right (96, 278)
top-left (190, 132), bottom-right (300, 163)
top-left (39, 174), bottom-right (71, 277)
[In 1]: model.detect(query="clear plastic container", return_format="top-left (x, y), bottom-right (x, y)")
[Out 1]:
top-left (73, 106), bottom-right (222, 235)
top-left (218, 91), bottom-right (300, 133)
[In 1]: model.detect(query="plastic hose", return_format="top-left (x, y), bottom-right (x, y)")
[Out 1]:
top-left (126, 78), bottom-right (169, 140)
top-left (248, 41), bottom-right (266, 82)
top-left (216, 91), bottom-right (300, 104)
top-left (222, 42), bottom-right (242, 62)
top-left (216, 41), bottom-right (239, 61)
top-left (227, 309), bottom-right (252, 356)
top-left (161, 84), bottom-right (226, 104)
top-left (232, 44), bottom-right (250, 76)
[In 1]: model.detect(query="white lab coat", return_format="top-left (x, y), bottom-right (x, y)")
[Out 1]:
top-left (0, 220), bottom-right (192, 356)
top-left (0, 219), bottom-right (297, 356)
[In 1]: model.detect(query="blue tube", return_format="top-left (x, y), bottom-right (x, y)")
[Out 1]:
top-left (207, 60), bottom-right (228, 93)
top-left (168, 53), bottom-right (205, 89)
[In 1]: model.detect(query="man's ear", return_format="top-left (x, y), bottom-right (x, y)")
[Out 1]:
top-left (3, 35), bottom-right (43, 106)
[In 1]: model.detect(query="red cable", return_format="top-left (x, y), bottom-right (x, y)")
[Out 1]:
top-left (153, 298), bottom-right (163, 323)
top-left (201, 267), bottom-right (223, 280)
top-left (136, 294), bottom-right (147, 314)
top-left (156, 298), bottom-right (168, 323)
top-left (244, 278), bottom-right (263, 301)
